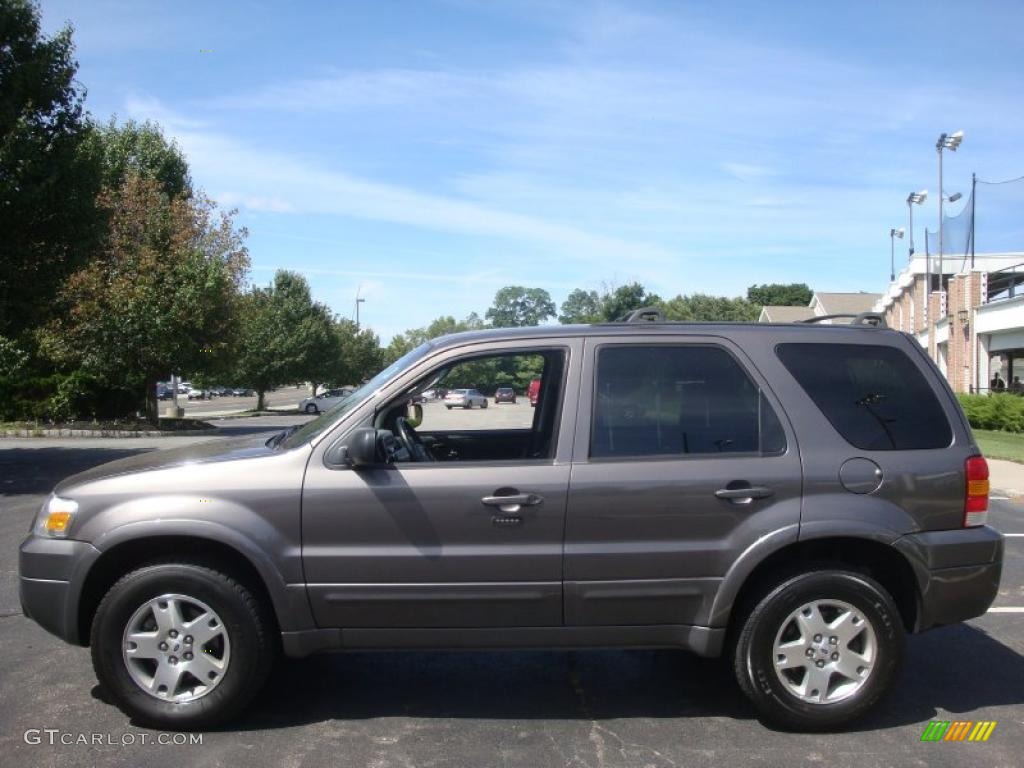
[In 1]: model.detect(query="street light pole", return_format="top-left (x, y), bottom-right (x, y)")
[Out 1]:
top-left (936, 130), bottom-right (964, 300)
top-left (906, 190), bottom-right (927, 259)
top-left (890, 228), bottom-right (905, 282)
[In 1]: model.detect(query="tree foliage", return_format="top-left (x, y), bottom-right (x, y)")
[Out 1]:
top-left (384, 313), bottom-right (485, 364)
top-left (85, 118), bottom-right (192, 199)
top-left (328, 318), bottom-right (384, 387)
top-left (660, 293), bottom-right (759, 322)
top-left (37, 174), bottom-right (250, 420)
top-left (558, 288), bottom-right (603, 324)
top-left (746, 282), bottom-right (813, 307)
top-left (0, 0), bottom-right (103, 337)
top-left (485, 286), bottom-right (556, 328)
top-left (234, 270), bottom-right (339, 410)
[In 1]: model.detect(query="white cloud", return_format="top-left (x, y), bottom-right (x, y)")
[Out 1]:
top-left (125, 96), bottom-right (681, 270)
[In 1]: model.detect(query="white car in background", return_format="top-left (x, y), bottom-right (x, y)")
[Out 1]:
top-left (299, 387), bottom-right (354, 414)
top-left (444, 388), bottom-right (488, 409)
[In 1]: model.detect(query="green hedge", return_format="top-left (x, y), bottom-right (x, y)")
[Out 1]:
top-left (957, 393), bottom-right (1024, 433)
top-left (0, 370), bottom-right (143, 422)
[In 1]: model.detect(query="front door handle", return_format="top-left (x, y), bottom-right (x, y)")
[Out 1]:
top-left (715, 485), bottom-right (774, 503)
top-left (481, 493), bottom-right (543, 513)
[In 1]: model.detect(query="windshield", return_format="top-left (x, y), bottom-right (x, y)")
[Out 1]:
top-left (281, 343), bottom-right (433, 449)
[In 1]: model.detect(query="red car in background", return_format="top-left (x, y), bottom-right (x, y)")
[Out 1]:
top-left (528, 378), bottom-right (541, 407)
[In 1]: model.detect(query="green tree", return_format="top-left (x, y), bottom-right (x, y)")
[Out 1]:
top-left (746, 283), bottom-right (813, 307)
top-left (0, 0), bottom-right (103, 337)
top-left (296, 302), bottom-right (338, 400)
top-left (37, 173), bottom-right (250, 421)
top-left (558, 289), bottom-right (603, 324)
top-left (329, 319), bottom-right (383, 387)
top-left (600, 282), bottom-right (661, 321)
top-left (384, 314), bottom-right (484, 364)
top-left (86, 118), bottom-right (192, 198)
top-left (661, 293), bottom-right (759, 322)
top-left (485, 286), bottom-right (556, 327)
top-left (234, 270), bottom-right (336, 410)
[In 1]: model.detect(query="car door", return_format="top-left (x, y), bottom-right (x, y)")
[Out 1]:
top-left (301, 337), bottom-right (582, 629)
top-left (564, 335), bottom-right (802, 627)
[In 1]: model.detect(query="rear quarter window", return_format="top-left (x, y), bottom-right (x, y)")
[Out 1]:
top-left (776, 342), bottom-right (952, 450)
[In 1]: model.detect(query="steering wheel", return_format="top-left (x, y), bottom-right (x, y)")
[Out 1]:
top-left (394, 416), bottom-right (433, 462)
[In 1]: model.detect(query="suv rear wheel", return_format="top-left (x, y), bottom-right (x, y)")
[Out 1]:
top-left (733, 570), bottom-right (904, 731)
top-left (90, 561), bottom-right (275, 729)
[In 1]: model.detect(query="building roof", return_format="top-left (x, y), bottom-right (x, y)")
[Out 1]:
top-left (813, 292), bottom-right (882, 315)
top-left (758, 305), bottom-right (815, 323)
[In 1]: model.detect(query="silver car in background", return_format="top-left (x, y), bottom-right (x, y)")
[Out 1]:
top-left (299, 387), bottom-right (354, 414)
top-left (444, 388), bottom-right (487, 409)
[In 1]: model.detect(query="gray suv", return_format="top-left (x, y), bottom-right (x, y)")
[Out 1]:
top-left (19, 313), bottom-right (1004, 731)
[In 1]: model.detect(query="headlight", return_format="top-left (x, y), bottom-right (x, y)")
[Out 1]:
top-left (35, 495), bottom-right (79, 538)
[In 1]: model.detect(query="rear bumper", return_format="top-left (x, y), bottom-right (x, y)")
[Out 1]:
top-left (895, 525), bottom-right (1004, 631)
top-left (19, 535), bottom-right (100, 645)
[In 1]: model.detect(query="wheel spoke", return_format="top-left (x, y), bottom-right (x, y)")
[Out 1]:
top-left (125, 631), bottom-right (162, 658)
top-left (828, 609), bottom-right (863, 645)
top-left (834, 654), bottom-right (867, 682)
top-left (795, 604), bottom-right (825, 638)
top-left (800, 664), bottom-right (833, 702)
top-left (150, 660), bottom-right (184, 697)
top-left (153, 597), bottom-right (185, 635)
top-left (775, 640), bottom-right (807, 669)
top-left (186, 651), bottom-right (226, 683)
top-left (184, 611), bottom-right (222, 645)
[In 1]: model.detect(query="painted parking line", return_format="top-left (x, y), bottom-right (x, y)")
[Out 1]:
top-left (987, 607), bottom-right (1024, 613)
top-left (1003, 533), bottom-right (1024, 538)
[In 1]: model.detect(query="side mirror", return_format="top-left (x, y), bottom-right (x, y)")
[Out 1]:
top-left (345, 427), bottom-right (380, 467)
top-left (406, 402), bottom-right (423, 428)
top-left (326, 427), bottom-right (397, 468)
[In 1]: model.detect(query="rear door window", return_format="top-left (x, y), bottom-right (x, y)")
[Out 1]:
top-left (591, 345), bottom-right (786, 458)
top-left (776, 343), bottom-right (952, 450)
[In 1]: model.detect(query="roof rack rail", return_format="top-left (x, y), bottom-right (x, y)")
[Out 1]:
top-left (799, 312), bottom-right (887, 328)
top-left (618, 307), bottom-right (665, 323)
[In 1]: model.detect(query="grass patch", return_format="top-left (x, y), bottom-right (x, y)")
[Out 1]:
top-left (973, 429), bottom-right (1024, 463)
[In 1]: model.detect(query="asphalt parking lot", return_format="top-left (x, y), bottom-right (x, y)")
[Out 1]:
top-left (1, 423), bottom-right (1022, 767)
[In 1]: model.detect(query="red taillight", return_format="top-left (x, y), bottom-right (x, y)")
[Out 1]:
top-left (964, 455), bottom-right (989, 527)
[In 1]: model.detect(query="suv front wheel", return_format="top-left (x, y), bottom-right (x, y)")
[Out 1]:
top-left (90, 561), bottom-right (276, 729)
top-left (733, 570), bottom-right (904, 731)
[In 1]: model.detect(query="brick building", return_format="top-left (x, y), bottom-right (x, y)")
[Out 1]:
top-left (873, 252), bottom-right (1024, 393)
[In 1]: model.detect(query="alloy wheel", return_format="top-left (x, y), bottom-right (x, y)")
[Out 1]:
top-left (121, 593), bottom-right (231, 703)
top-left (771, 598), bottom-right (877, 704)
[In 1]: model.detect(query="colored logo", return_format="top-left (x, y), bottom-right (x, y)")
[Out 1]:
top-left (920, 720), bottom-right (997, 742)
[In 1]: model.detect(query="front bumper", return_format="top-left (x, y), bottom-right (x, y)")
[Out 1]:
top-left (19, 535), bottom-right (101, 645)
top-left (895, 525), bottom-right (1004, 631)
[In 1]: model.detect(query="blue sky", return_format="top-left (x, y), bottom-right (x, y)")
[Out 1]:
top-left (40, 0), bottom-right (1024, 342)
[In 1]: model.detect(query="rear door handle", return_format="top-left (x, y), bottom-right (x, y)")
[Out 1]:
top-left (481, 493), bottom-right (543, 512)
top-left (715, 486), bottom-right (774, 502)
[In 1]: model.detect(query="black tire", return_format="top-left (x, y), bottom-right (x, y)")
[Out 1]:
top-left (481, 400), bottom-right (488, 409)
top-left (305, 404), bottom-right (318, 414)
top-left (90, 561), bottom-right (276, 729)
top-left (732, 569), bottom-right (904, 732)
top-left (446, 405), bottom-right (452, 410)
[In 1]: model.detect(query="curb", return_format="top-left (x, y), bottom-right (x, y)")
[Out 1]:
top-left (0, 428), bottom-right (220, 438)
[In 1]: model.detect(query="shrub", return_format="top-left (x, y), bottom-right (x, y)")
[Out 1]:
top-left (958, 393), bottom-right (1024, 433)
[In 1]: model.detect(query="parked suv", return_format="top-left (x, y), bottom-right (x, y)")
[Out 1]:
top-left (19, 312), bottom-right (1003, 730)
